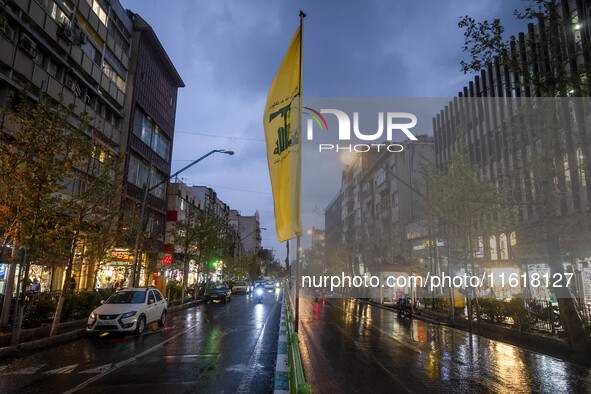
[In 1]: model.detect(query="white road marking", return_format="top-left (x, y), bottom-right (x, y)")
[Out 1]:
top-left (64, 308), bottom-right (225, 393)
top-left (43, 364), bottom-right (79, 374)
top-left (63, 329), bottom-right (191, 393)
top-left (79, 363), bottom-right (112, 374)
top-left (226, 364), bottom-right (249, 373)
top-left (236, 302), bottom-right (279, 394)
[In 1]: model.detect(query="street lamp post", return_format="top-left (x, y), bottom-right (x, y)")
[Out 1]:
top-left (235, 227), bottom-right (266, 282)
top-left (129, 149), bottom-right (234, 287)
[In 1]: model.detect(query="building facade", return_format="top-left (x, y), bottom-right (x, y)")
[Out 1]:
top-left (0, 0), bottom-right (134, 301)
top-left (229, 210), bottom-right (262, 256)
top-left (432, 0), bottom-right (591, 301)
top-left (325, 137), bottom-right (435, 276)
top-left (105, 12), bottom-right (183, 289)
top-left (0, 0), bottom-right (184, 303)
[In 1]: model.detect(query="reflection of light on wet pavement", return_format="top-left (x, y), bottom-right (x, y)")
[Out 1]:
top-left (254, 303), bottom-right (265, 325)
top-left (298, 297), bottom-right (591, 393)
top-left (487, 342), bottom-right (529, 392)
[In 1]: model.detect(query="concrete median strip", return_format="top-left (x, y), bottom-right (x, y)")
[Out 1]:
top-left (274, 300), bottom-right (289, 394)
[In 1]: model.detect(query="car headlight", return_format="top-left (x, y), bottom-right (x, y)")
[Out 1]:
top-left (121, 311), bottom-right (137, 319)
top-left (90, 312), bottom-right (96, 319)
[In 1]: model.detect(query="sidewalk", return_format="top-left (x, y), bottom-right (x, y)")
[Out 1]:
top-left (0, 299), bottom-right (203, 359)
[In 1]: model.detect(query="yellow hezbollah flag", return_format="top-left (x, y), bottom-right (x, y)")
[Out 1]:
top-left (263, 26), bottom-right (302, 242)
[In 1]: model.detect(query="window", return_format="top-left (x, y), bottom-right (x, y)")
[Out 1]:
top-left (577, 148), bottom-right (586, 187)
top-left (102, 60), bottom-right (126, 91)
top-left (149, 169), bottom-right (165, 199)
top-left (81, 40), bottom-right (100, 64)
top-left (154, 291), bottom-right (163, 302)
top-left (86, 0), bottom-right (107, 25)
top-left (375, 167), bottom-right (386, 186)
top-left (108, 17), bottom-right (130, 54)
top-left (0, 18), bottom-right (15, 42)
top-left (132, 109), bottom-right (171, 162)
top-left (127, 155), bottom-right (148, 188)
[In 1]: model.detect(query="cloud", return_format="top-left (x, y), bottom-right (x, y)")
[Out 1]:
top-left (120, 0), bottom-right (537, 253)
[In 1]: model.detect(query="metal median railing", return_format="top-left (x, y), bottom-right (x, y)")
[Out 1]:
top-left (284, 290), bottom-right (311, 394)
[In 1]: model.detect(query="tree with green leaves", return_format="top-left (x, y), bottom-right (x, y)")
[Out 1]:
top-left (174, 207), bottom-right (231, 301)
top-left (173, 202), bottom-right (202, 303)
top-left (459, 0), bottom-right (591, 360)
top-left (0, 89), bottom-right (92, 327)
top-left (424, 142), bottom-right (512, 328)
top-left (48, 148), bottom-right (123, 336)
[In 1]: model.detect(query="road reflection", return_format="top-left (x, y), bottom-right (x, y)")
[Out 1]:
top-left (297, 297), bottom-right (591, 393)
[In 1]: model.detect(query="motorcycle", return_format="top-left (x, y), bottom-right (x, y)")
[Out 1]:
top-left (395, 297), bottom-right (412, 317)
top-left (255, 287), bottom-right (264, 303)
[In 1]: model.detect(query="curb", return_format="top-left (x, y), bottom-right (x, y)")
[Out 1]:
top-left (0, 328), bottom-right (86, 359)
top-left (0, 299), bottom-right (204, 360)
top-left (274, 296), bottom-right (289, 393)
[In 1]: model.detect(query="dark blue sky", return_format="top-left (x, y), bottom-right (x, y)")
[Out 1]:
top-left (120, 0), bottom-right (527, 255)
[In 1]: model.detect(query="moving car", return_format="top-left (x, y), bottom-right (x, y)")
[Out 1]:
top-left (264, 280), bottom-right (276, 292)
top-left (204, 283), bottom-right (232, 303)
top-left (232, 281), bottom-right (249, 294)
top-left (87, 287), bottom-right (167, 335)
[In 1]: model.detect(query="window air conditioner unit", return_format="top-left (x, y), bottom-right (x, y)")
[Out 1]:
top-left (64, 75), bottom-right (76, 91)
top-left (58, 23), bottom-right (75, 44)
top-left (18, 35), bottom-right (37, 58)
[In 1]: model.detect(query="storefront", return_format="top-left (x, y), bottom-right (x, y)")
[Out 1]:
top-left (95, 250), bottom-right (145, 289)
top-left (484, 266), bottom-right (523, 299)
top-left (0, 263), bottom-right (7, 295)
top-left (27, 264), bottom-right (53, 292)
top-left (158, 259), bottom-right (200, 285)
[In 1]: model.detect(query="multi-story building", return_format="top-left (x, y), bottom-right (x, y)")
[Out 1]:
top-left (0, 0), bottom-right (184, 298)
top-left (229, 210), bottom-right (262, 256)
top-left (324, 193), bottom-right (342, 245)
top-left (163, 183), bottom-right (237, 283)
top-left (432, 0), bottom-right (591, 301)
top-left (105, 12), bottom-right (184, 288)
top-left (162, 181), bottom-right (203, 284)
top-left (0, 0), bottom-right (134, 301)
top-left (325, 137), bottom-right (435, 276)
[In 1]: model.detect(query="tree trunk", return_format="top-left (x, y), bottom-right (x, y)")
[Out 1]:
top-left (86, 257), bottom-right (97, 291)
top-left (50, 234), bottom-right (77, 337)
top-left (181, 254), bottom-right (188, 304)
top-left (539, 108), bottom-right (591, 362)
top-left (546, 224), bottom-right (591, 363)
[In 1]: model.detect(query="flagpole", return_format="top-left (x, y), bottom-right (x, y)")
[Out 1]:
top-left (294, 10), bottom-right (306, 334)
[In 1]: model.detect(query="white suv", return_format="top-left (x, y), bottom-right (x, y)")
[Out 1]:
top-left (87, 287), bottom-right (167, 334)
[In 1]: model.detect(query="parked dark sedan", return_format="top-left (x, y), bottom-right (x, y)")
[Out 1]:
top-left (204, 283), bottom-right (232, 303)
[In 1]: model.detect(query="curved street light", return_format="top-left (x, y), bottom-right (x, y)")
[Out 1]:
top-left (130, 149), bottom-right (235, 287)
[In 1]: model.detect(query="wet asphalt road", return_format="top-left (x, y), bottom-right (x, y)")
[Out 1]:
top-left (297, 296), bottom-right (591, 394)
top-left (0, 289), bottom-right (282, 394)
